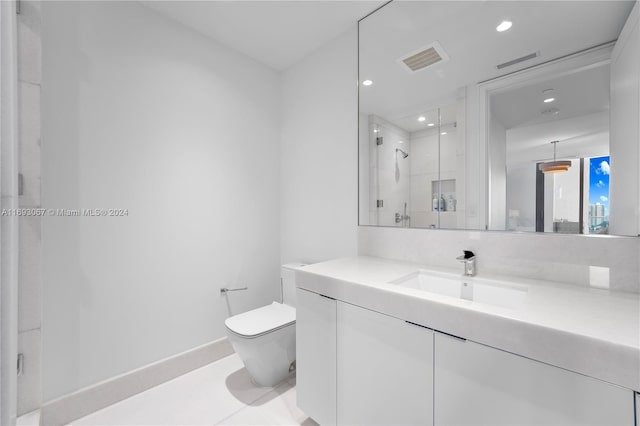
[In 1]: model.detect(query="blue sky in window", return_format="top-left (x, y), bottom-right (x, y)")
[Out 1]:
top-left (589, 156), bottom-right (610, 214)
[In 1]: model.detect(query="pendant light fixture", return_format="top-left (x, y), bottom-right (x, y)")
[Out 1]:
top-left (539, 140), bottom-right (571, 174)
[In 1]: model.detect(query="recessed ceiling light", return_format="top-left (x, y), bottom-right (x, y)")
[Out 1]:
top-left (373, 129), bottom-right (378, 133)
top-left (427, 123), bottom-right (435, 127)
top-left (418, 116), bottom-right (426, 122)
top-left (441, 132), bottom-right (447, 135)
top-left (496, 21), bottom-right (512, 32)
top-left (398, 140), bottom-right (404, 144)
top-left (542, 89), bottom-right (555, 103)
top-left (362, 80), bottom-right (373, 86)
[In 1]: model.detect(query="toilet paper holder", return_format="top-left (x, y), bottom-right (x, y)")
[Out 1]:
top-left (220, 286), bottom-right (248, 295)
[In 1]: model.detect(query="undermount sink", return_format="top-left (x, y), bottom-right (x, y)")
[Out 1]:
top-left (390, 270), bottom-right (528, 309)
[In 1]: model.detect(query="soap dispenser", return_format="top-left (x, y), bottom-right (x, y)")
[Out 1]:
top-left (432, 194), bottom-right (439, 211)
top-left (447, 195), bottom-right (456, 212)
top-left (439, 194), bottom-right (446, 211)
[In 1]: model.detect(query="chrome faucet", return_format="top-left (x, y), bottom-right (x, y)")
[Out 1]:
top-left (456, 250), bottom-right (476, 276)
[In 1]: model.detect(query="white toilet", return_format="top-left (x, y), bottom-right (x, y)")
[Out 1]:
top-left (224, 263), bottom-right (305, 387)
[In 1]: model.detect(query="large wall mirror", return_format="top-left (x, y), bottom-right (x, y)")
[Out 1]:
top-left (358, 0), bottom-right (640, 236)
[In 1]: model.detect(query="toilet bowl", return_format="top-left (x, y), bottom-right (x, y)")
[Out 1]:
top-left (224, 263), bottom-right (305, 387)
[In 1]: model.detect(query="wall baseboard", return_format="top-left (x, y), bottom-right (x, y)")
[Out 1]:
top-left (40, 337), bottom-right (234, 426)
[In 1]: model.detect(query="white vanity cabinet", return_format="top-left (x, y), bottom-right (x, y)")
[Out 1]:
top-left (434, 332), bottom-right (634, 426)
top-left (296, 288), bottom-right (337, 426)
top-left (336, 301), bottom-right (433, 426)
top-left (297, 290), bottom-right (635, 426)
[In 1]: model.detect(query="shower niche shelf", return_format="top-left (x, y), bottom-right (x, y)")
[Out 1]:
top-left (431, 179), bottom-right (456, 212)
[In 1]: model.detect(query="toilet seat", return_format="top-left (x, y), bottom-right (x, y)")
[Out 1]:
top-left (225, 302), bottom-right (295, 338)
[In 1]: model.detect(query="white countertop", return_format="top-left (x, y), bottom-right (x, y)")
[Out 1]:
top-left (297, 256), bottom-right (640, 391)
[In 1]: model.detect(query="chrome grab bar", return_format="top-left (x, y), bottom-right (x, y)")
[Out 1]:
top-left (220, 286), bottom-right (248, 295)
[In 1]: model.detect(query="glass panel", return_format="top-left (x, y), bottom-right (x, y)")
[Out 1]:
top-left (360, 104), bottom-right (462, 229)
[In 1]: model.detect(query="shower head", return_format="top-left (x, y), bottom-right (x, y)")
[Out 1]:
top-left (396, 148), bottom-right (409, 159)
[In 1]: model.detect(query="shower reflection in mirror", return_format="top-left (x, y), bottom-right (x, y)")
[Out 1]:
top-left (364, 105), bottom-right (462, 229)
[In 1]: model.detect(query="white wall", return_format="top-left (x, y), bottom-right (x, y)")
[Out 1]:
top-left (280, 29), bottom-right (358, 264)
top-left (409, 128), bottom-right (439, 228)
top-left (42, 1), bottom-right (281, 401)
top-left (488, 114), bottom-right (507, 230)
top-left (462, 85), bottom-right (487, 230)
top-left (610, 0), bottom-right (640, 236)
top-left (506, 163), bottom-right (536, 231)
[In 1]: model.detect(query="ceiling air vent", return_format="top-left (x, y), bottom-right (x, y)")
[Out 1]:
top-left (496, 52), bottom-right (539, 70)
top-left (399, 42), bottom-right (449, 73)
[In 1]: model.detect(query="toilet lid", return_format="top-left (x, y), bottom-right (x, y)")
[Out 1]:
top-left (225, 302), bottom-right (295, 338)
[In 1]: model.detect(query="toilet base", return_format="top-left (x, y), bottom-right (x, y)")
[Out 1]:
top-left (226, 323), bottom-right (296, 387)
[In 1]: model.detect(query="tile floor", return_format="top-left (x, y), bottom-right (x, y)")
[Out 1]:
top-left (17, 354), bottom-right (317, 426)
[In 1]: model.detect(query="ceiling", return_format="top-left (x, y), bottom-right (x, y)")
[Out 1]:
top-left (495, 65), bottom-right (612, 166)
top-left (359, 1), bottom-right (634, 127)
top-left (490, 54), bottom-right (612, 166)
top-left (142, 1), bottom-right (385, 71)
top-left (390, 102), bottom-right (459, 133)
top-left (491, 64), bottom-right (611, 130)
top-left (505, 111), bottom-right (610, 167)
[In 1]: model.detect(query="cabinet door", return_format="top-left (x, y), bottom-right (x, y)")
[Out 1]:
top-left (337, 301), bottom-right (433, 426)
top-left (434, 332), bottom-right (634, 425)
top-left (296, 288), bottom-right (337, 426)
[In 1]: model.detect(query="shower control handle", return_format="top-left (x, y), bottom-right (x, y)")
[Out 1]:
top-left (396, 202), bottom-right (411, 227)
